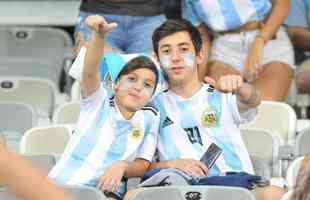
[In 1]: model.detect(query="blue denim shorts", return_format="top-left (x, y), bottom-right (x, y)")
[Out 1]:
top-left (75, 11), bottom-right (166, 53)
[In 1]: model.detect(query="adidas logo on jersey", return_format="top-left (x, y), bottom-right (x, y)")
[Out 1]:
top-left (207, 85), bottom-right (215, 93)
top-left (109, 96), bottom-right (115, 107)
top-left (162, 117), bottom-right (173, 128)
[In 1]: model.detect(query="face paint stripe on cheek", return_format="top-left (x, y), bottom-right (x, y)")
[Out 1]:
top-left (118, 78), bottom-right (154, 97)
top-left (118, 78), bottom-right (132, 91)
top-left (159, 55), bottom-right (171, 72)
top-left (183, 52), bottom-right (195, 69)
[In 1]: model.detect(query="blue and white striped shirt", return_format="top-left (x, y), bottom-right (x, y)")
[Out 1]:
top-left (152, 84), bottom-right (256, 176)
top-left (182, 0), bottom-right (272, 31)
top-left (49, 85), bottom-right (159, 191)
top-left (285, 0), bottom-right (310, 28)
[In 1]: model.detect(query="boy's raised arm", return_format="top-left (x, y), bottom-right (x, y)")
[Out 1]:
top-left (82, 15), bottom-right (117, 98)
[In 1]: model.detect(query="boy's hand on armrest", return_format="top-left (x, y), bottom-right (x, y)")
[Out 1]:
top-left (97, 160), bottom-right (128, 193)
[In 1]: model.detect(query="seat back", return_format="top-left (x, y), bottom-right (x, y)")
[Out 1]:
top-left (0, 185), bottom-right (104, 200)
top-left (64, 185), bottom-right (105, 200)
top-left (250, 155), bottom-right (271, 180)
top-left (20, 125), bottom-right (72, 156)
top-left (24, 154), bottom-right (56, 173)
top-left (0, 26), bottom-right (73, 87)
top-left (0, 76), bottom-right (57, 119)
top-left (0, 101), bottom-right (37, 133)
top-left (241, 101), bottom-right (297, 145)
top-left (70, 80), bottom-right (81, 100)
top-left (286, 156), bottom-right (304, 190)
top-left (295, 127), bottom-right (310, 157)
top-left (53, 101), bottom-right (80, 124)
top-left (0, 101), bottom-right (37, 151)
top-left (241, 128), bottom-right (284, 177)
top-left (131, 186), bottom-right (255, 200)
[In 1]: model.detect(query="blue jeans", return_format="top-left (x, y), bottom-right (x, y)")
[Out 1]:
top-left (75, 11), bottom-right (166, 53)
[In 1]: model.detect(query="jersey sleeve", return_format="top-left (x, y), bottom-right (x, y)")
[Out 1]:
top-left (135, 111), bottom-right (160, 162)
top-left (79, 83), bottom-right (108, 118)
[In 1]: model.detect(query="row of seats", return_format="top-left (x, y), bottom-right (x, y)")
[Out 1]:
top-left (0, 144), bottom-right (302, 200)
top-left (0, 185), bottom-right (104, 200)
top-left (2, 81), bottom-right (310, 176)
top-left (0, 26), bottom-right (74, 90)
top-left (0, 134), bottom-right (258, 200)
top-left (3, 120), bottom-right (310, 180)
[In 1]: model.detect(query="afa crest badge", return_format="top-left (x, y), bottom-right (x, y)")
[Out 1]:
top-left (129, 126), bottom-right (143, 141)
top-left (202, 107), bottom-right (218, 127)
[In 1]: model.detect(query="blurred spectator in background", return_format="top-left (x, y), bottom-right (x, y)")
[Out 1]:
top-left (285, 0), bottom-right (310, 95)
top-left (74, 0), bottom-right (167, 55)
top-left (182, 0), bottom-right (294, 101)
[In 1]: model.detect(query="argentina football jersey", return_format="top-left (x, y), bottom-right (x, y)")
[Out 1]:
top-left (152, 84), bottom-right (257, 176)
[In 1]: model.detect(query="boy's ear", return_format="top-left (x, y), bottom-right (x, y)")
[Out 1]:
top-left (196, 49), bottom-right (204, 65)
top-left (113, 80), bottom-right (120, 92)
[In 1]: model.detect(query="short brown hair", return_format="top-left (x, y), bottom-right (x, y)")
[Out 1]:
top-left (152, 19), bottom-right (202, 56)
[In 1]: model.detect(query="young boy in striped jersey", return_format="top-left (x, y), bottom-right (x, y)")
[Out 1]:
top-left (49, 15), bottom-right (161, 199)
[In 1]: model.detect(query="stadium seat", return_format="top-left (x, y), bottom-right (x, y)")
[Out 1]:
top-left (286, 156), bottom-right (304, 190)
top-left (250, 155), bottom-right (271, 180)
top-left (0, 101), bottom-right (37, 133)
top-left (20, 125), bottom-right (72, 156)
top-left (130, 186), bottom-right (255, 200)
top-left (52, 101), bottom-right (80, 124)
top-left (295, 127), bottom-right (310, 157)
top-left (70, 80), bottom-right (81, 100)
top-left (64, 185), bottom-right (105, 200)
top-left (0, 26), bottom-right (73, 89)
top-left (241, 101), bottom-right (297, 146)
top-left (241, 128), bottom-right (284, 177)
top-left (0, 185), bottom-right (104, 200)
top-left (0, 101), bottom-right (37, 151)
top-left (24, 154), bottom-right (56, 173)
top-left (0, 76), bottom-right (57, 119)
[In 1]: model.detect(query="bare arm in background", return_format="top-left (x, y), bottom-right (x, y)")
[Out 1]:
top-left (0, 144), bottom-right (74, 200)
top-left (244, 0), bottom-right (290, 81)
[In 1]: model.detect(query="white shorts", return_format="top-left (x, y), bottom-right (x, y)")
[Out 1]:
top-left (210, 27), bottom-right (295, 73)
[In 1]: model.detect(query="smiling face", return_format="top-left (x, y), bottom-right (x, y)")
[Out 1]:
top-left (157, 31), bottom-right (203, 85)
top-left (114, 68), bottom-right (157, 113)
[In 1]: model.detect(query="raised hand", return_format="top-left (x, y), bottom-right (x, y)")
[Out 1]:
top-left (85, 15), bottom-right (117, 37)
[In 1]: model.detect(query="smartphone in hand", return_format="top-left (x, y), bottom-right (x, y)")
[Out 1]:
top-left (200, 143), bottom-right (222, 169)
